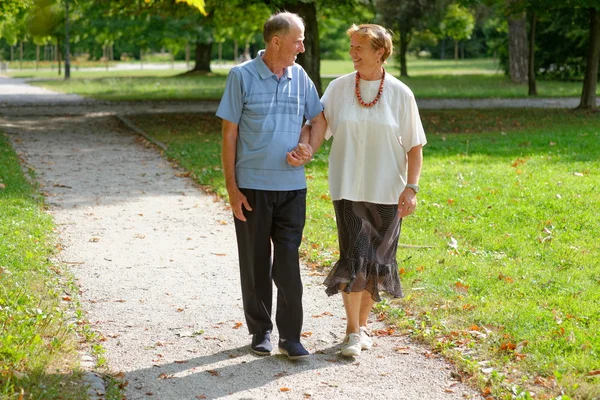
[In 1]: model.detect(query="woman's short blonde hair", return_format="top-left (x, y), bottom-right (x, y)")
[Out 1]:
top-left (346, 24), bottom-right (393, 64)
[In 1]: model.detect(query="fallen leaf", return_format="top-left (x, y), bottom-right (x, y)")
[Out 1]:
top-left (279, 388), bottom-right (290, 392)
top-left (62, 296), bottom-right (72, 301)
top-left (207, 370), bottom-right (220, 376)
top-left (588, 370), bottom-right (600, 376)
top-left (89, 237), bottom-right (100, 242)
top-left (453, 281), bottom-right (469, 293)
top-left (232, 322), bottom-right (243, 329)
top-left (177, 308), bottom-right (184, 312)
top-left (301, 331), bottom-right (312, 337)
top-left (393, 346), bottom-right (410, 354)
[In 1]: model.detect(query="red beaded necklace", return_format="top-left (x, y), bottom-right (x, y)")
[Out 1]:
top-left (355, 67), bottom-right (385, 108)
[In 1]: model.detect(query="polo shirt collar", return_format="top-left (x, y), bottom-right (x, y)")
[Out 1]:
top-left (255, 50), bottom-right (292, 80)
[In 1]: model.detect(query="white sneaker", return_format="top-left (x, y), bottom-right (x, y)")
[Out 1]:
top-left (341, 333), bottom-right (361, 357)
top-left (359, 327), bottom-right (373, 350)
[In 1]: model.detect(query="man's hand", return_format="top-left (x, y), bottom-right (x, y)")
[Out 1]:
top-left (227, 187), bottom-right (252, 221)
top-left (286, 142), bottom-right (313, 167)
top-left (397, 188), bottom-right (417, 218)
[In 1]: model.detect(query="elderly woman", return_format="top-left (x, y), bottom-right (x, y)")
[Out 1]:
top-left (299, 24), bottom-right (427, 357)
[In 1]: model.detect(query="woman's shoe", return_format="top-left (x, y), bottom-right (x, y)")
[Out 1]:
top-left (359, 326), bottom-right (373, 350)
top-left (341, 333), bottom-right (361, 357)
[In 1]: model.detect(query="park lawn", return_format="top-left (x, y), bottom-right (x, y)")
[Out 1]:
top-left (31, 73), bottom-right (593, 101)
top-left (13, 57), bottom-right (595, 100)
top-left (126, 109), bottom-right (600, 399)
top-left (0, 133), bottom-right (87, 399)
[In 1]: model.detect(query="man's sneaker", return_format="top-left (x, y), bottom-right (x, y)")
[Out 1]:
top-left (359, 326), bottom-right (373, 350)
top-left (278, 339), bottom-right (309, 360)
top-left (341, 333), bottom-right (361, 357)
top-left (251, 331), bottom-right (272, 356)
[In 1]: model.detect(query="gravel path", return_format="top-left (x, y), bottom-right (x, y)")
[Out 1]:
top-left (0, 78), bottom-right (495, 400)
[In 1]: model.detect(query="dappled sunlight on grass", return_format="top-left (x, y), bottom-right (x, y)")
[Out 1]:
top-left (132, 110), bottom-right (600, 399)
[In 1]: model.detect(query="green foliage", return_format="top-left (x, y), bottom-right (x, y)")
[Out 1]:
top-left (440, 3), bottom-right (475, 42)
top-left (0, 0), bottom-right (31, 22)
top-left (0, 133), bottom-right (85, 399)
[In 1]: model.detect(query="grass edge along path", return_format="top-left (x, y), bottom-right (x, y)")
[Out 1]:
top-left (125, 109), bottom-right (600, 400)
top-left (0, 131), bottom-right (101, 399)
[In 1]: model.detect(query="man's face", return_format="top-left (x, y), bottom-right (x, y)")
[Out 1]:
top-left (277, 22), bottom-right (305, 67)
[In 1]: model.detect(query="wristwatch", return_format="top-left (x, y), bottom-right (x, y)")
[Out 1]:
top-left (405, 183), bottom-right (420, 194)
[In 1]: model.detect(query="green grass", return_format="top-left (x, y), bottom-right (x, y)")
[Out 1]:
top-left (7, 58), bottom-right (594, 100)
top-left (127, 109), bottom-right (600, 399)
top-left (0, 133), bottom-right (87, 399)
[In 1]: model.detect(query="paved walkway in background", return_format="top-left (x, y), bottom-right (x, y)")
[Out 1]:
top-left (3, 76), bottom-right (584, 400)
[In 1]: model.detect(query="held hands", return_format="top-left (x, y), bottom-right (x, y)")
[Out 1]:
top-left (398, 188), bottom-right (417, 218)
top-left (286, 142), bottom-right (313, 167)
top-left (227, 186), bottom-right (252, 222)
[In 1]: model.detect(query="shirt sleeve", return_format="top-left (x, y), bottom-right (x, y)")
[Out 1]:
top-left (320, 82), bottom-right (335, 140)
top-left (303, 71), bottom-right (324, 121)
top-left (400, 92), bottom-right (427, 151)
top-left (216, 68), bottom-right (243, 124)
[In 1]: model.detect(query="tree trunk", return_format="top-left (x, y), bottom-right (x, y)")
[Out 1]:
top-left (19, 41), bottom-right (23, 70)
top-left (399, 30), bottom-right (409, 77)
top-left (280, 1), bottom-right (322, 95)
top-left (191, 41), bottom-right (212, 73)
top-left (528, 11), bottom-right (537, 96)
top-left (186, 43), bottom-right (190, 69)
top-left (57, 39), bottom-right (62, 76)
top-left (508, 10), bottom-right (528, 84)
top-left (36, 45), bottom-right (40, 70)
top-left (454, 39), bottom-right (458, 61)
top-left (578, 8), bottom-right (600, 110)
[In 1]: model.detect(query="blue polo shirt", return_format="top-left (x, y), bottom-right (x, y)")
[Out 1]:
top-left (216, 50), bottom-right (323, 191)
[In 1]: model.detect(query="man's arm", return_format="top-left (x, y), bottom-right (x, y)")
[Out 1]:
top-left (287, 111), bottom-right (327, 166)
top-left (222, 119), bottom-right (252, 221)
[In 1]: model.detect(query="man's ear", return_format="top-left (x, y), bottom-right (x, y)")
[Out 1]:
top-left (272, 36), bottom-right (280, 49)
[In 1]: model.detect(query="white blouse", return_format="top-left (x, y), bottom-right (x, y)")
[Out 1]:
top-left (321, 72), bottom-right (427, 205)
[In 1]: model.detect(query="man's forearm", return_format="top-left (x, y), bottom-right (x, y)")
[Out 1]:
top-left (307, 112), bottom-right (327, 155)
top-left (221, 121), bottom-right (239, 191)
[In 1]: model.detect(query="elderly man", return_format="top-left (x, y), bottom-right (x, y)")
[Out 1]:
top-left (216, 11), bottom-right (326, 360)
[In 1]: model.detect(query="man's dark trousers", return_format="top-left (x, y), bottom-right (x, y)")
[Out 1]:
top-left (233, 188), bottom-right (306, 342)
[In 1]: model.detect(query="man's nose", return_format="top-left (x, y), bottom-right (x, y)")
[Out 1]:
top-left (299, 41), bottom-right (305, 53)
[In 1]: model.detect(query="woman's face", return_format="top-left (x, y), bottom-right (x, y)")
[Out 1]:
top-left (349, 34), bottom-right (383, 73)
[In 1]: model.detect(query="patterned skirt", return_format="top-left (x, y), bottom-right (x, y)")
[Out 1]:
top-left (324, 199), bottom-right (403, 302)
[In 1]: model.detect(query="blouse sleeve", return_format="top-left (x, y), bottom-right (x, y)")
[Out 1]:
top-left (400, 91), bottom-right (427, 151)
top-left (321, 80), bottom-right (335, 140)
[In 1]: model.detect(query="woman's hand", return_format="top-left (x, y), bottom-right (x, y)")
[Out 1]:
top-left (286, 142), bottom-right (313, 167)
top-left (398, 188), bottom-right (417, 218)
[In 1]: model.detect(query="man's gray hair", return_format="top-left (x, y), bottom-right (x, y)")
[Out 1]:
top-left (263, 12), bottom-right (304, 44)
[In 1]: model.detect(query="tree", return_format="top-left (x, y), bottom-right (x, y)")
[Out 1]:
top-left (0, 0), bottom-right (30, 22)
top-left (578, 7), bottom-right (600, 110)
top-left (507, 0), bottom-right (528, 83)
top-left (440, 3), bottom-right (475, 61)
top-left (376, 0), bottom-right (442, 77)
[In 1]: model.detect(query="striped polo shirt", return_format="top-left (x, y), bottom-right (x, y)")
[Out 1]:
top-left (216, 50), bottom-right (323, 191)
